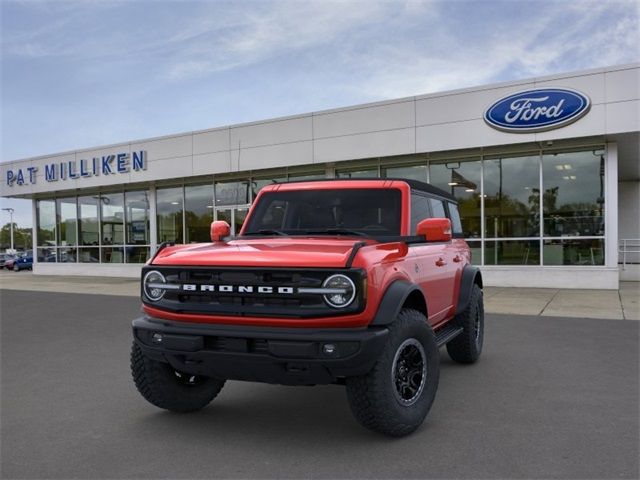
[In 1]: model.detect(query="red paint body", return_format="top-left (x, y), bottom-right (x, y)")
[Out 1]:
top-left (145, 180), bottom-right (470, 329)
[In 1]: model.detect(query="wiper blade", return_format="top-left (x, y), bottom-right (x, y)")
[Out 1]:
top-left (244, 229), bottom-right (288, 236)
top-left (304, 228), bottom-right (368, 237)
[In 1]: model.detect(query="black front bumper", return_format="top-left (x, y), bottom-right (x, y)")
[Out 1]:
top-left (132, 316), bottom-right (389, 385)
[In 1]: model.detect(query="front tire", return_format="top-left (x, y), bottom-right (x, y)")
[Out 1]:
top-left (131, 342), bottom-right (225, 413)
top-left (446, 283), bottom-right (484, 363)
top-left (345, 309), bottom-right (439, 437)
top-left (13, 264), bottom-right (19, 272)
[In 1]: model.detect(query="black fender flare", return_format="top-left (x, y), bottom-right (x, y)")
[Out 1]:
top-left (371, 280), bottom-right (426, 326)
top-left (456, 265), bottom-right (483, 315)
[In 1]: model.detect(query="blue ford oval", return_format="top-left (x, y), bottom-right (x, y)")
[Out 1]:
top-left (484, 88), bottom-right (591, 132)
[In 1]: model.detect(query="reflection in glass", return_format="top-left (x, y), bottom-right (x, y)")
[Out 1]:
top-left (126, 246), bottom-right (150, 263)
top-left (78, 247), bottom-right (100, 263)
top-left (466, 241), bottom-right (481, 265)
top-left (101, 193), bottom-right (124, 245)
top-left (543, 151), bottom-right (605, 237)
top-left (78, 196), bottom-right (99, 246)
top-left (543, 239), bottom-right (604, 265)
top-left (430, 160), bottom-right (481, 238)
top-left (56, 198), bottom-right (77, 247)
top-left (185, 184), bottom-right (214, 243)
top-left (37, 200), bottom-right (56, 246)
top-left (101, 247), bottom-right (124, 263)
top-left (484, 156), bottom-right (540, 238)
top-left (58, 247), bottom-right (77, 263)
top-left (125, 191), bottom-right (150, 245)
top-left (337, 169), bottom-right (378, 178)
top-left (157, 187), bottom-right (183, 243)
top-left (234, 208), bottom-right (248, 235)
top-left (215, 180), bottom-right (249, 206)
top-left (484, 240), bottom-right (540, 265)
top-left (37, 247), bottom-right (56, 262)
top-left (252, 177), bottom-right (286, 199)
top-left (287, 173), bottom-right (325, 181)
top-left (385, 164), bottom-right (427, 182)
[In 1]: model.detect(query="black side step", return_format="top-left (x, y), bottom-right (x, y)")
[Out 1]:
top-left (435, 325), bottom-right (463, 347)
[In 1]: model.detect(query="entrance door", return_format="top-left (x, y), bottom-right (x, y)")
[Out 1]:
top-left (215, 206), bottom-right (250, 235)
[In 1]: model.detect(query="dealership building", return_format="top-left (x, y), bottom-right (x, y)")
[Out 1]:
top-left (1, 63), bottom-right (638, 288)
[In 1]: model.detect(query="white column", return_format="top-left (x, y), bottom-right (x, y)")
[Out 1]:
top-left (32, 199), bottom-right (37, 263)
top-left (605, 142), bottom-right (618, 270)
top-left (149, 186), bottom-right (157, 253)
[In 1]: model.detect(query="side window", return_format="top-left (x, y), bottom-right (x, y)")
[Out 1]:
top-left (410, 194), bottom-right (431, 234)
top-left (429, 198), bottom-right (446, 218)
top-left (448, 202), bottom-right (463, 236)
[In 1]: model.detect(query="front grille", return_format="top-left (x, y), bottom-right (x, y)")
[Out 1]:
top-left (143, 266), bottom-right (365, 318)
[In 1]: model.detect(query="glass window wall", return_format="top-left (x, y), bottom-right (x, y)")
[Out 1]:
top-left (78, 196), bottom-right (100, 246)
top-left (156, 187), bottom-right (184, 243)
top-left (100, 193), bottom-right (124, 245)
top-left (56, 197), bottom-right (77, 247)
top-left (36, 200), bottom-right (56, 247)
top-left (430, 160), bottom-right (481, 238)
top-left (483, 155), bottom-right (540, 238)
top-left (185, 184), bottom-right (214, 243)
top-left (542, 151), bottom-right (605, 237)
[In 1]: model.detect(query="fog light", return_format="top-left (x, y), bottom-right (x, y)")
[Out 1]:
top-left (152, 333), bottom-right (163, 344)
top-left (323, 343), bottom-right (336, 355)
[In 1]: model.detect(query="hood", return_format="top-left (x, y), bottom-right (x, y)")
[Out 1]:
top-left (151, 237), bottom-right (372, 268)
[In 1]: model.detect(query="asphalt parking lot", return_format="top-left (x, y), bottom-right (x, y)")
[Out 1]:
top-left (1, 289), bottom-right (638, 479)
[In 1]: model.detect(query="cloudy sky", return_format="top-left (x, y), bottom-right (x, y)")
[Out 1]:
top-left (1, 0), bottom-right (639, 227)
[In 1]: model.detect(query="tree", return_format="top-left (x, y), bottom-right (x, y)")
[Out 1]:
top-left (0, 223), bottom-right (32, 251)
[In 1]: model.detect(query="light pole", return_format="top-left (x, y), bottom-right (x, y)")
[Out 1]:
top-left (2, 207), bottom-right (15, 252)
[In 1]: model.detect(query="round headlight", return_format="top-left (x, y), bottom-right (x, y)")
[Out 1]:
top-left (143, 270), bottom-right (166, 302)
top-left (322, 274), bottom-right (356, 308)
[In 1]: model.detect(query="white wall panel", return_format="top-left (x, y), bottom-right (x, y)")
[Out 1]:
top-left (193, 128), bottom-right (230, 155)
top-left (416, 84), bottom-right (534, 126)
top-left (605, 100), bottom-right (640, 134)
top-left (132, 156), bottom-right (193, 182)
top-left (313, 101), bottom-right (414, 138)
top-left (314, 128), bottom-right (414, 162)
top-left (535, 104), bottom-right (607, 142)
top-left (237, 141), bottom-right (313, 170)
top-left (193, 151), bottom-right (233, 175)
top-left (130, 134), bottom-right (192, 161)
top-left (606, 68), bottom-right (640, 103)
top-left (416, 119), bottom-right (536, 152)
top-left (535, 73), bottom-right (606, 105)
top-left (230, 116), bottom-right (312, 148)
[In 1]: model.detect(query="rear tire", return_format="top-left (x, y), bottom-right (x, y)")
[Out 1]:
top-left (345, 309), bottom-right (439, 437)
top-left (131, 342), bottom-right (225, 413)
top-left (446, 283), bottom-right (484, 363)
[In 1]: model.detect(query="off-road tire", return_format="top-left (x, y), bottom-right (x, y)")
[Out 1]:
top-left (345, 309), bottom-right (439, 437)
top-left (446, 284), bottom-right (484, 363)
top-left (131, 342), bottom-right (225, 413)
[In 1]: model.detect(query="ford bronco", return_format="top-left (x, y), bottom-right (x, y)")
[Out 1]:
top-left (131, 179), bottom-right (484, 436)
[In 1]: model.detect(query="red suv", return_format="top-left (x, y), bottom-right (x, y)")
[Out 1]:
top-left (131, 179), bottom-right (484, 436)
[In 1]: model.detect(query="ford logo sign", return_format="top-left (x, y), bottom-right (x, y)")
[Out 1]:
top-left (484, 88), bottom-right (591, 133)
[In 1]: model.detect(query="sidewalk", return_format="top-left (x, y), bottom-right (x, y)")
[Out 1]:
top-left (1, 271), bottom-right (638, 320)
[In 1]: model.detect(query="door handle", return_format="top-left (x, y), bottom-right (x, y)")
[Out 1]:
top-left (435, 258), bottom-right (447, 267)
top-left (453, 255), bottom-right (462, 263)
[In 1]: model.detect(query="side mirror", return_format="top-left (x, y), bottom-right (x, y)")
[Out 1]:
top-left (416, 218), bottom-right (452, 242)
top-left (210, 221), bottom-right (231, 242)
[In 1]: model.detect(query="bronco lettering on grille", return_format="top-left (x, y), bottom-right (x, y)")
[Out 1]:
top-left (181, 284), bottom-right (295, 294)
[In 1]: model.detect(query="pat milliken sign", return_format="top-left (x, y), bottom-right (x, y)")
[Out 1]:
top-left (5, 150), bottom-right (147, 187)
top-left (484, 88), bottom-right (591, 133)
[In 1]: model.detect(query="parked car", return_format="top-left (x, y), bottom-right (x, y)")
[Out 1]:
top-left (131, 179), bottom-right (484, 437)
top-left (12, 252), bottom-right (33, 271)
top-left (0, 253), bottom-right (16, 269)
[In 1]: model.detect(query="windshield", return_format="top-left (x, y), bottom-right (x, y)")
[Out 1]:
top-left (243, 188), bottom-right (402, 236)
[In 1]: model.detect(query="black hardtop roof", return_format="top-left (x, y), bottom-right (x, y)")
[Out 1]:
top-left (280, 177), bottom-right (457, 203)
